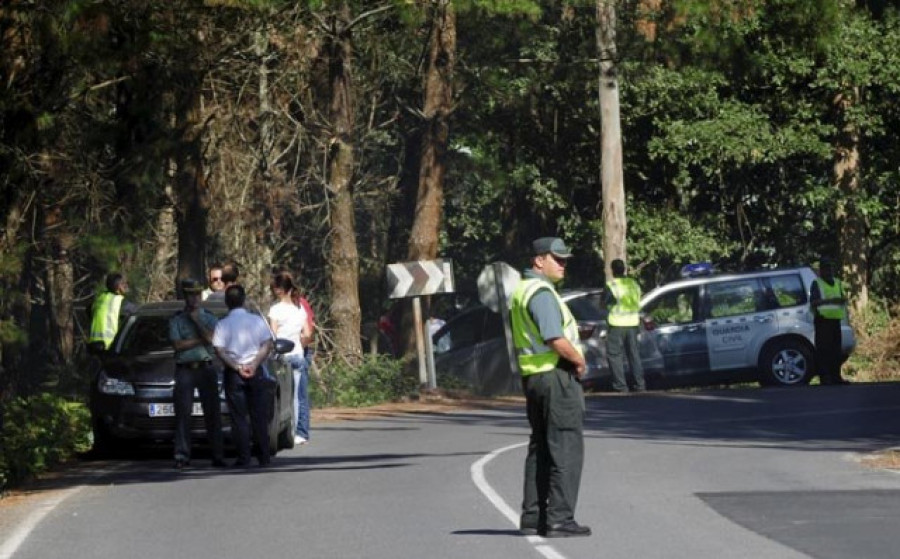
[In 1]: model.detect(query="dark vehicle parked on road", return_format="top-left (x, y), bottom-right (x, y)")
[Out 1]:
top-left (431, 288), bottom-right (663, 395)
top-left (89, 300), bottom-right (297, 455)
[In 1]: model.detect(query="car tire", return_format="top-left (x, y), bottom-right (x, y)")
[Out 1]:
top-left (759, 339), bottom-right (814, 387)
top-left (278, 395), bottom-right (297, 450)
top-left (90, 415), bottom-right (115, 458)
top-left (267, 392), bottom-right (281, 456)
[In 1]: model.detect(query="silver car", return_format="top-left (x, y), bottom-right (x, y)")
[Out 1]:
top-left (431, 288), bottom-right (663, 395)
top-left (640, 266), bottom-right (856, 387)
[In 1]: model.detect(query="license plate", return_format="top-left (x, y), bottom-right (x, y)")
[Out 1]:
top-left (148, 403), bottom-right (204, 417)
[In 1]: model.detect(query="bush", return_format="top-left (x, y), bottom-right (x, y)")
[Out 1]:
top-left (310, 354), bottom-right (418, 408)
top-left (0, 393), bottom-right (92, 492)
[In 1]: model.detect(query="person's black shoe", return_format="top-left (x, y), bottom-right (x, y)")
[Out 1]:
top-left (519, 525), bottom-right (545, 536)
top-left (211, 459), bottom-right (228, 468)
top-left (174, 458), bottom-right (189, 470)
top-left (231, 459), bottom-right (250, 468)
top-left (545, 521), bottom-right (592, 538)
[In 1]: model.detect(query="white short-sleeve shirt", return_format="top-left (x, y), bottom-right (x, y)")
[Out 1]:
top-left (212, 307), bottom-right (273, 365)
top-left (268, 301), bottom-right (307, 356)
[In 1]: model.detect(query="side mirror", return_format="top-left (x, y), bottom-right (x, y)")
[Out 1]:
top-left (274, 338), bottom-right (295, 355)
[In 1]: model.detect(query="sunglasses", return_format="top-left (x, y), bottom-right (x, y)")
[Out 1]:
top-left (210, 276), bottom-right (223, 282)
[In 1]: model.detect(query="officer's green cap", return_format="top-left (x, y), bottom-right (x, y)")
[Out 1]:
top-left (180, 278), bottom-right (204, 294)
top-left (532, 237), bottom-right (573, 259)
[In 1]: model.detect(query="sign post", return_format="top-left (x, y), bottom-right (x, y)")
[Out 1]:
top-left (386, 259), bottom-right (455, 389)
top-left (477, 262), bottom-right (521, 378)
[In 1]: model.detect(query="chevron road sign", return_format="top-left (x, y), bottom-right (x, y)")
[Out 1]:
top-left (386, 259), bottom-right (455, 299)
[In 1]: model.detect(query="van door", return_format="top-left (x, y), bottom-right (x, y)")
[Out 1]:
top-left (643, 286), bottom-right (709, 378)
top-left (705, 278), bottom-right (778, 372)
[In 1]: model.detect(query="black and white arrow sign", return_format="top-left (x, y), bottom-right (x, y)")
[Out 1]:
top-left (386, 259), bottom-right (455, 299)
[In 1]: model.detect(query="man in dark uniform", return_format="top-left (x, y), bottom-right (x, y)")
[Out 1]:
top-left (168, 279), bottom-right (225, 469)
top-left (510, 237), bottom-right (591, 538)
top-left (603, 259), bottom-right (646, 393)
top-left (810, 260), bottom-right (849, 385)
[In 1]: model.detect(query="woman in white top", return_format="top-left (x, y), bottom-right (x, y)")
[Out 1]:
top-left (268, 271), bottom-right (313, 445)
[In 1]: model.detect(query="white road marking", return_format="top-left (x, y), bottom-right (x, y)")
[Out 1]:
top-left (471, 441), bottom-right (570, 559)
top-left (0, 486), bottom-right (83, 559)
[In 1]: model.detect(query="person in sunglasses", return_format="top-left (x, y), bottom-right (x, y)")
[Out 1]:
top-left (201, 263), bottom-right (224, 301)
top-left (510, 237), bottom-right (591, 538)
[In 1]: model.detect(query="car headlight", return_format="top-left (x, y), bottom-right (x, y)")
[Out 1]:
top-left (97, 370), bottom-right (135, 396)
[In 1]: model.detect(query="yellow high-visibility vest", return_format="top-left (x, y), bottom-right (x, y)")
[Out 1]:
top-left (607, 277), bottom-right (641, 327)
top-left (89, 292), bottom-right (123, 349)
top-left (510, 278), bottom-right (582, 376)
top-left (814, 278), bottom-right (846, 320)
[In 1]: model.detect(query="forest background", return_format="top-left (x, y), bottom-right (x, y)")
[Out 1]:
top-left (1, 0), bottom-right (899, 486)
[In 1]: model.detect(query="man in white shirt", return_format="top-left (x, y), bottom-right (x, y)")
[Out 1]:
top-left (212, 284), bottom-right (275, 467)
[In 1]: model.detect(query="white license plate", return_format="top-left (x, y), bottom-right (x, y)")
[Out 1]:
top-left (148, 403), bottom-right (204, 417)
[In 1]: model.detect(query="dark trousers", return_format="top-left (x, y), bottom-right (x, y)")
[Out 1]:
top-left (173, 363), bottom-right (223, 462)
top-left (815, 318), bottom-right (843, 384)
top-left (607, 325), bottom-right (645, 392)
top-left (521, 368), bottom-right (585, 528)
top-left (224, 368), bottom-right (274, 464)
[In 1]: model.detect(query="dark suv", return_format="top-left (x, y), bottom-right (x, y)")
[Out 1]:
top-left (89, 300), bottom-right (297, 454)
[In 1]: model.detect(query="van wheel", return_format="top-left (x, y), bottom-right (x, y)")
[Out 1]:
top-left (760, 340), bottom-right (813, 386)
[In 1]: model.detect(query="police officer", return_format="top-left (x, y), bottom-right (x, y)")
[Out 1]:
top-left (88, 273), bottom-right (136, 351)
top-left (810, 260), bottom-right (849, 385)
top-left (603, 259), bottom-right (646, 393)
top-left (169, 278), bottom-right (225, 469)
top-left (511, 237), bottom-right (591, 538)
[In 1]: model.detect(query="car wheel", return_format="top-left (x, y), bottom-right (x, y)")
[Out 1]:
top-left (278, 395), bottom-right (297, 450)
top-left (90, 416), bottom-right (115, 458)
top-left (267, 392), bottom-right (280, 456)
top-left (760, 339), bottom-right (813, 386)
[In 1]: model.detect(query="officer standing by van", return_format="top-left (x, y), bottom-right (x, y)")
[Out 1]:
top-left (511, 237), bottom-right (591, 538)
top-left (810, 260), bottom-right (849, 385)
top-left (603, 259), bottom-right (646, 393)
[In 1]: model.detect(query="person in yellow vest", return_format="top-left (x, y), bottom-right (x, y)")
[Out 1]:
top-left (603, 259), bottom-right (646, 393)
top-left (511, 237), bottom-right (591, 538)
top-left (88, 273), bottom-right (136, 351)
top-left (810, 259), bottom-right (849, 385)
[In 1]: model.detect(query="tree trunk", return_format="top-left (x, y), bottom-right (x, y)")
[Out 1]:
top-left (834, 88), bottom-right (868, 314)
top-left (597, 0), bottom-right (627, 278)
top-left (408, 0), bottom-right (455, 262)
top-left (174, 86), bottom-right (208, 287)
top-left (148, 198), bottom-right (178, 301)
top-left (326, 4), bottom-right (362, 362)
top-left (47, 228), bottom-right (75, 368)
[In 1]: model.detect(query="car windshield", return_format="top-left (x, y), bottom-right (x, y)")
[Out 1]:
top-left (118, 316), bottom-right (174, 355)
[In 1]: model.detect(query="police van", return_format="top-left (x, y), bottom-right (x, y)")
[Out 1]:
top-left (640, 266), bottom-right (856, 387)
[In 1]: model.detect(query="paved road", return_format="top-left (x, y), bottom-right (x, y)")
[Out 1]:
top-left (2, 383), bottom-right (899, 559)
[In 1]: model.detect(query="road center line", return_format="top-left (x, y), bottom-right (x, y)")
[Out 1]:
top-left (471, 441), bottom-right (570, 559)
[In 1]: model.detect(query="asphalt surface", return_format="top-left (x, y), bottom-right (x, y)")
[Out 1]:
top-left (2, 382), bottom-right (899, 559)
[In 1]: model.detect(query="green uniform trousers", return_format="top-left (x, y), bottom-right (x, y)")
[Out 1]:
top-left (521, 367), bottom-right (585, 528)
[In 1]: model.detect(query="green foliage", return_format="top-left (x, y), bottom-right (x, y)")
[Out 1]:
top-left (310, 354), bottom-right (417, 408)
top-left (0, 394), bottom-right (91, 492)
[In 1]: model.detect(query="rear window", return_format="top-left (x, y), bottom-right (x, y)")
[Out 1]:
top-left (764, 274), bottom-right (807, 308)
top-left (565, 293), bottom-right (604, 321)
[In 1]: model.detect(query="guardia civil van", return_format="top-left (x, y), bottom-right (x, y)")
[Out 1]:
top-left (640, 266), bottom-right (856, 387)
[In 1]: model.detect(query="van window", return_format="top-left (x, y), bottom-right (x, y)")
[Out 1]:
top-left (708, 280), bottom-right (759, 318)
top-left (765, 274), bottom-right (807, 308)
top-left (645, 287), bottom-right (699, 325)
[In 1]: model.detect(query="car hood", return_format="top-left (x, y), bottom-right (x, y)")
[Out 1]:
top-left (102, 352), bottom-right (178, 385)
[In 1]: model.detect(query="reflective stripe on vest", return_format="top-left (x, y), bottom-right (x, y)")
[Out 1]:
top-left (510, 279), bottom-right (582, 376)
top-left (89, 292), bottom-right (123, 349)
top-left (607, 277), bottom-right (641, 327)
top-left (814, 278), bottom-right (846, 320)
